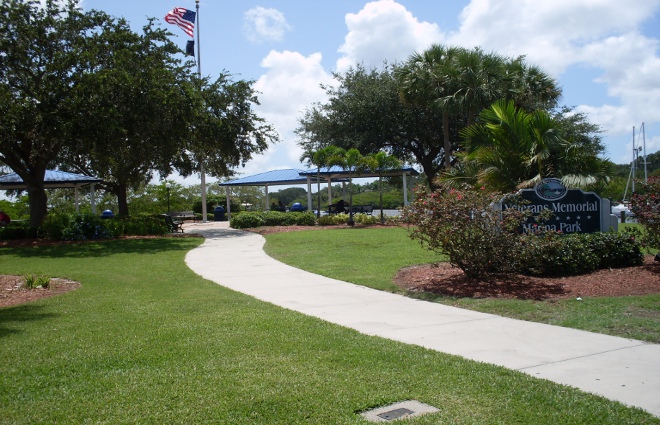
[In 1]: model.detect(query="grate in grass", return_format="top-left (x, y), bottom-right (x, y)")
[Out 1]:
top-left (361, 400), bottom-right (439, 422)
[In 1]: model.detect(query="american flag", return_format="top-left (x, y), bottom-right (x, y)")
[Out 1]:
top-left (164, 7), bottom-right (196, 38)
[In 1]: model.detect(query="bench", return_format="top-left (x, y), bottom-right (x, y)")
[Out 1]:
top-left (170, 211), bottom-right (197, 222)
top-left (327, 205), bottom-right (374, 215)
top-left (349, 205), bottom-right (374, 215)
top-left (162, 214), bottom-right (184, 233)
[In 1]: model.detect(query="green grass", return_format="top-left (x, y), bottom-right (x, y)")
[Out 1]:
top-left (264, 227), bottom-right (441, 292)
top-left (1, 237), bottom-right (658, 423)
top-left (264, 227), bottom-right (660, 343)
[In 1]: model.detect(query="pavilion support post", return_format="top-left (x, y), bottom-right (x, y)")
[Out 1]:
top-left (327, 178), bottom-right (332, 206)
top-left (90, 184), bottom-right (96, 214)
top-left (307, 176), bottom-right (312, 213)
top-left (403, 172), bottom-right (409, 206)
top-left (75, 186), bottom-right (80, 214)
top-left (225, 186), bottom-right (231, 221)
top-left (265, 185), bottom-right (269, 211)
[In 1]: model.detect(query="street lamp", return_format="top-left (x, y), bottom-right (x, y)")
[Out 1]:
top-left (166, 182), bottom-right (171, 214)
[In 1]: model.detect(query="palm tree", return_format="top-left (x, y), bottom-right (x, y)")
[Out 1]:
top-left (328, 147), bottom-right (364, 226)
top-left (301, 145), bottom-right (339, 218)
top-left (453, 99), bottom-right (610, 192)
top-left (397, 44), bottom-right (462, 169)
top-left (363, 151), bottom-right (401, 224)
top-left (444, 47), bottom-right (507, 128)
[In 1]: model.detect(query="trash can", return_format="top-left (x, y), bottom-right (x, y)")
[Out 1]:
top-left (100, 210), bottom-right (114, 219)
top-left (214, 206), bottom-right (226, 221)
top-left (290, 202), bottom-right (306, 212)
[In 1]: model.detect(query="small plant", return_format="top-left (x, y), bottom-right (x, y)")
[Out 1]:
top-left (23, 275), bottom-right (50, 289)
top-left (37, 276), bottom-right (51, 288)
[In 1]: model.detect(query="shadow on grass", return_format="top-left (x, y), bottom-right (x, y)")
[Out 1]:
top-left (0, 236), bottom-right (204, 259)
top-left (0, 227), bottom-right (252, 259)
top-left (0, 304), bottom-right (59, 338)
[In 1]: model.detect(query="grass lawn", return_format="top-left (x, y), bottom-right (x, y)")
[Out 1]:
top-left (264, 227), bottom-right (660, 344)
top-left (1, 237), bottom-right (657, 423)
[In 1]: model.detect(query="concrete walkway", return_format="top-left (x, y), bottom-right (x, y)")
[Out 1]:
top-left (184, 221), bottom-right (660, 417)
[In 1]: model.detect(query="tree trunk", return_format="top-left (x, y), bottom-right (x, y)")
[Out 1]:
top-left (26, 183), bottom-right (49, 229)
top-left (443, 110), bottom-right (451, 169)
top-left (116, 183), bottom-right (130, 216)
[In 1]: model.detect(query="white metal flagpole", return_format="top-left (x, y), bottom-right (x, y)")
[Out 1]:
top-left (195, 0), bottom-right (207, 222)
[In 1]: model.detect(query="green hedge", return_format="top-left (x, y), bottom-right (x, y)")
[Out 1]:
top-left (521, 231), bottom-right (644, 276)
top-left (230, 211), bottom-right (316, 229)
top-left (33, 212), bottom-right (168, 241)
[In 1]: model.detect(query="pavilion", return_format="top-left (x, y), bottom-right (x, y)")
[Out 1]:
top-left (218, 166), bottom-right (418, 219)
top-left (0, 170), bottom-right (102, 213)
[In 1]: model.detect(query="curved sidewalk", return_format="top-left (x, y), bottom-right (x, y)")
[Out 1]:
top-left (184, 222), bottom-right (660, 417)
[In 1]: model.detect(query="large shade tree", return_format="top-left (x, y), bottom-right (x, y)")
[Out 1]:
top-left (0, 0), bottom-right (110, 227)
top-left (297, 64), bottom-right (450, 189)
top-left (62, 17), bottom-right (197, 216)
top-left (182, 74), bottom-right (278, 184)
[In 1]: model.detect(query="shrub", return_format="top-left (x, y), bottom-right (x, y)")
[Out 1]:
top-left (39, 212), bottom-right (168, 241)
top-left (292, 212), bottom-right (316, 226)
top-left (0, 222), bottom-right (30, 240)
top-left (520, 232), bottom-right (600, 276)
top-left (630, 176), bottom-right (660, 250)
top-left (403, 185), bottom-right (528, 278)
top-left (586, 231), bottom-right (644, 268)
top-left (112, 215), bottom-right (168, 236)
top-left (230, 212), bottom-right (265, 229)
top-left (229, 211), bottom-right (317, 229)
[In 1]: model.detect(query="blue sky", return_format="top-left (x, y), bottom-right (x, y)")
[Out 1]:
top-left (81, 0), bottom-right (660, 186)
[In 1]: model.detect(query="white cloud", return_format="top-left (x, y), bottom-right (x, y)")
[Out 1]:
top-left (243, 7), bottom-right (292, 44)
top-left (336, 0), bottom-right (442, 72)
top-left (451, 0), bottom-right (660, 76)
top-left (247, 50), bottom-right (335, 174)
top-left (447, 0), bottom-right (660, 162)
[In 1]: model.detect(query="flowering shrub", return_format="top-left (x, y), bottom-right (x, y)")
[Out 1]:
top-left (403, 185), bottom-right (529, 278)
top-left (630, 176), bottom-right (660, 250)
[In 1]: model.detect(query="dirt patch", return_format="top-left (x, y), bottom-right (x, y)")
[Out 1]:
top-left (394, 256), bottom-right (660, 300)
top-left (0, 275), bottom-right (81, 308)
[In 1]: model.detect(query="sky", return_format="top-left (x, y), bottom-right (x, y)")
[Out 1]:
top-left (81, 0), bottom-right (660, 187)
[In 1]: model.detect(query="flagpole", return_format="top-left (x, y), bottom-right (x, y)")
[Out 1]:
top-left (195, 0), bottom-right (207, 222)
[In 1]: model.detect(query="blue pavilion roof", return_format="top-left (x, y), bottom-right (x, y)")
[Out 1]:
top-left (219, 169), bottom-right (315, 187)
top-left (0, 170), bottom-right (102, 189)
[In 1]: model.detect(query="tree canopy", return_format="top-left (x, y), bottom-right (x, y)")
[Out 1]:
top-left (0, 0), bottom-right (277, 222)
top-left (296, 46), bottom-right (563, 190)
top-left (0, 0), bottom-right (110, 227)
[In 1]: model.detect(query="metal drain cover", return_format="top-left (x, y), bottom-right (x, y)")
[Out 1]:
top-left (377, 408), bottom-right (414, 420)
top-left (361, 400), bottom-right (439, 422)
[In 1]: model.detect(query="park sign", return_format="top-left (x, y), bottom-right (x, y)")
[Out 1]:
top-left (500, 178), bottom-right (618, 234)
